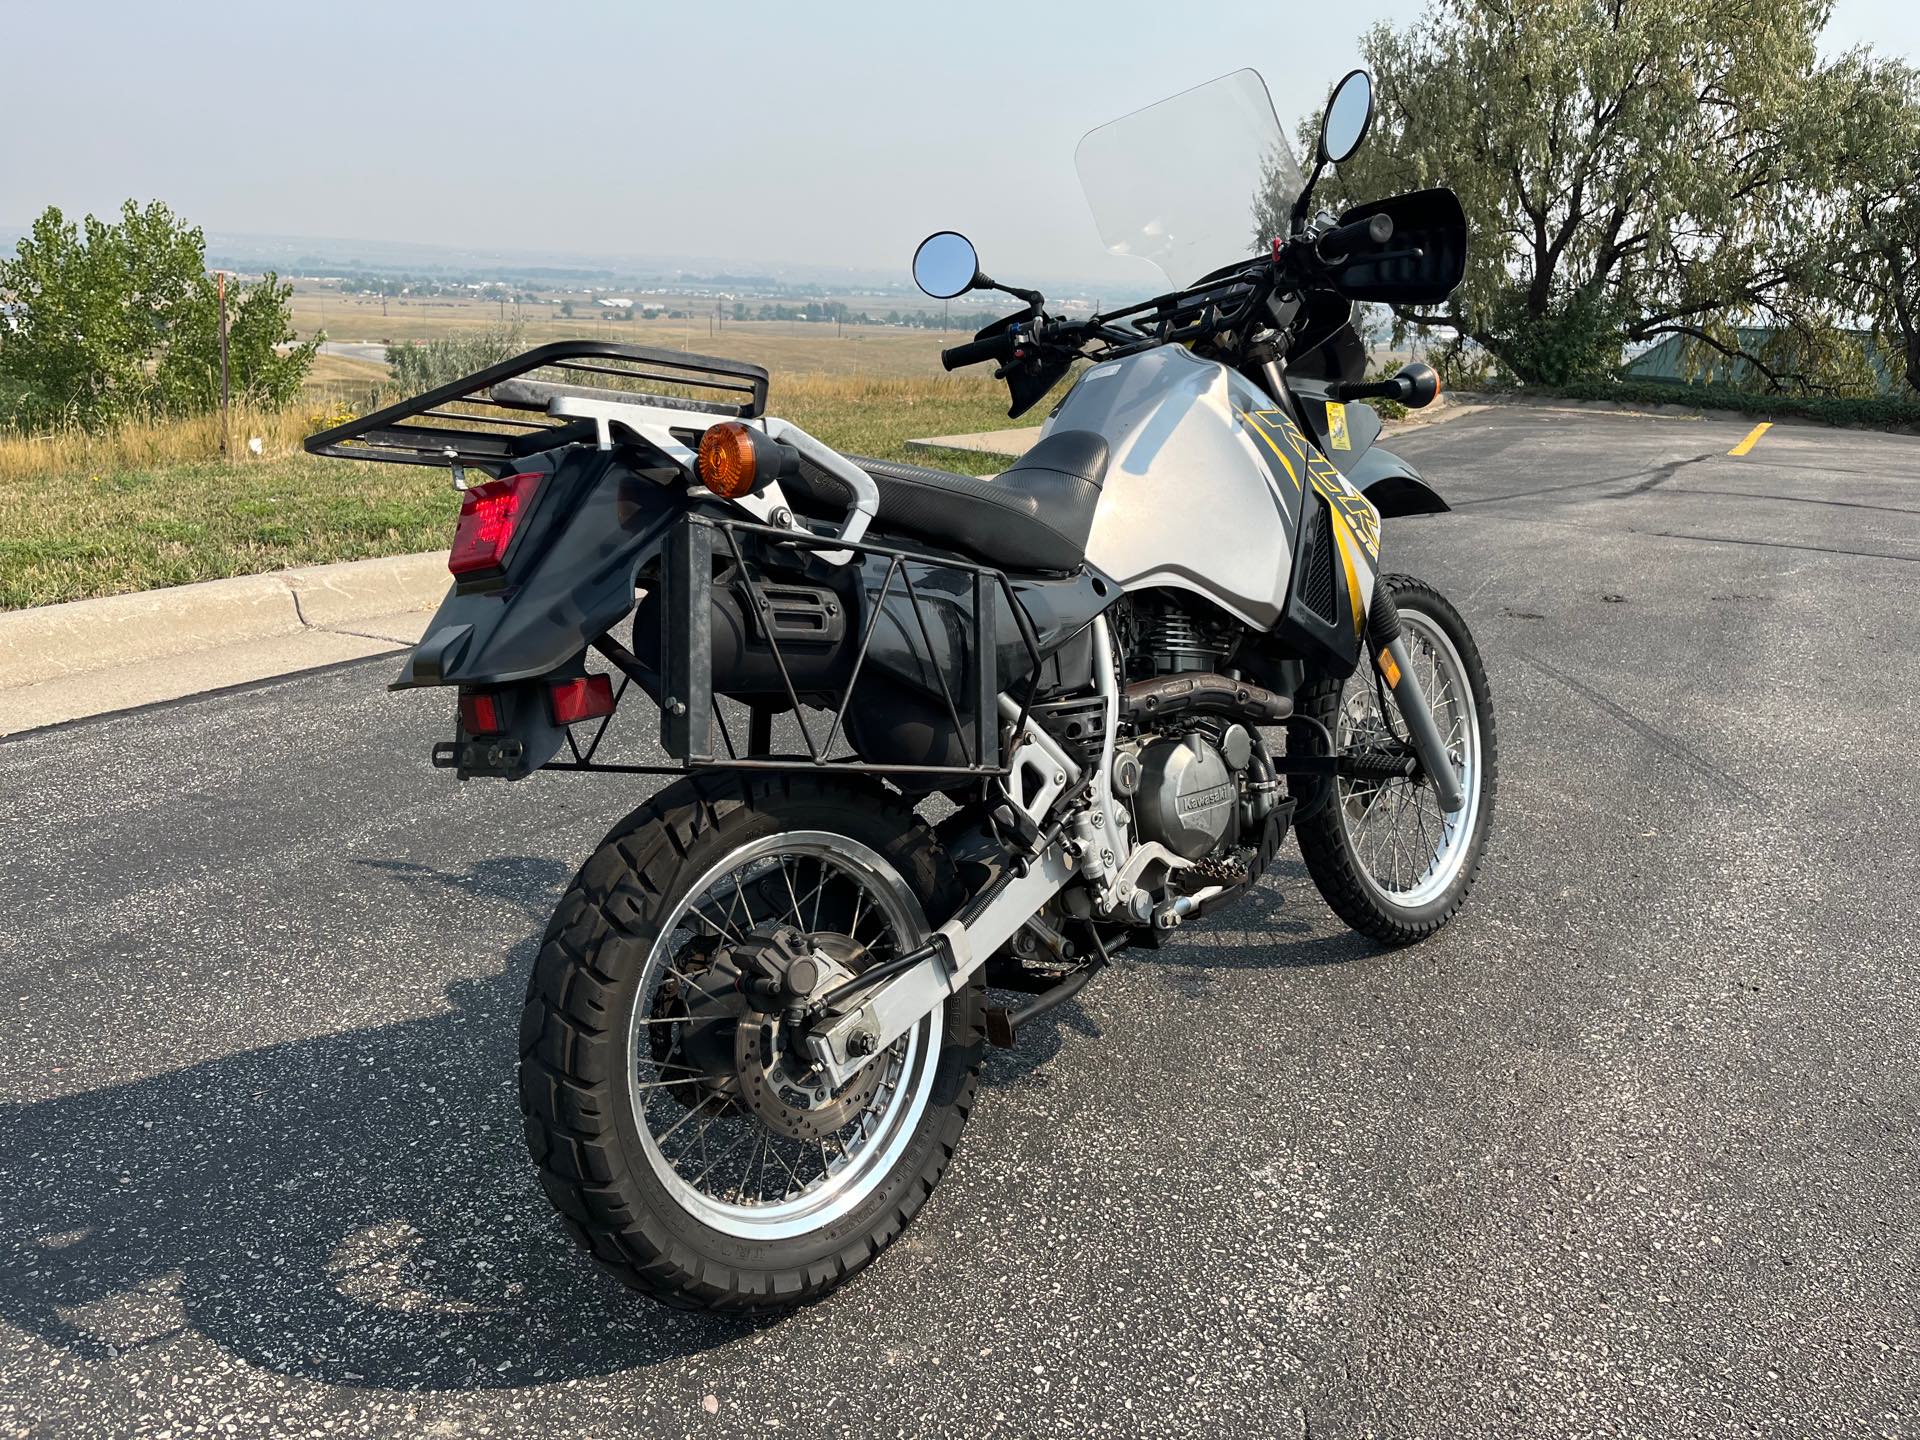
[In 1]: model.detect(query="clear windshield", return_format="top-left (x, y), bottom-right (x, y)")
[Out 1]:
top-left (1074, 68), bottom-right (1302, 289)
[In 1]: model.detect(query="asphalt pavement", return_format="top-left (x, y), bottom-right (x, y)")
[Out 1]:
top-left (2, 405), bottom-right (1917, 1438)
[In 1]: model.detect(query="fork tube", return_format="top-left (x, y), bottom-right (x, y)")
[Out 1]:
top-left (1377, 637), bottom-right (1466, 814)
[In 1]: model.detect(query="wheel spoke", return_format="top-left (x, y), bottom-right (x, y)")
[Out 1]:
top-left (686, 904), bottom-right (744, 945)
top-left (689, 1123), bottom-right (758, 1189)
top-left (655, 1092), bottom-right (722, 1145)
top-left (779, 856), bottom-right (806, 928)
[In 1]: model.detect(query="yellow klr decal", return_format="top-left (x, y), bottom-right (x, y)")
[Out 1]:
top-left (1326, 401), bottom-right (1351, 451)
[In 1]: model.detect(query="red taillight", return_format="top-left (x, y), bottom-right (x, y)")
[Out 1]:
top-left (449, 472), bottom-right (541, 576)
top-left (549, 674), bottom-right (616, 726)
top-left (460, 690), bottom-right (503, 735)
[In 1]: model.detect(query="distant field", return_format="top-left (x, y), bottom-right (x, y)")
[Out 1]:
top-left (290, 292), bottom-right (998, 379)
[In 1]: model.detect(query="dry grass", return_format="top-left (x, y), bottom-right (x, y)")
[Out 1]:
top-left (0, 406), bottom-right (323, 486)
top-left (0, 369), bottom-right (1036, 609)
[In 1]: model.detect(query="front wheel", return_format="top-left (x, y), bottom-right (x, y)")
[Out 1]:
top-left (518, 774), bottom-right (983, 1312)
top-left (1290, 574), bottom-right (1497, 945)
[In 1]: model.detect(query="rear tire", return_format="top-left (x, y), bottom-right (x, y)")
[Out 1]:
top-left (518, 773), bottom-right (983, 1312)
top-left (1290, 574), bottom-right (1497, 945)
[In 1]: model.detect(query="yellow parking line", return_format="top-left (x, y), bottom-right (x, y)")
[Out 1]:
top-left (1728, 421), bottom-right (1772, 456)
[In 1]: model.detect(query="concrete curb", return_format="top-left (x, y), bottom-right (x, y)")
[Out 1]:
top-left (0, 551), bottom-right (448, 691)
top-left (904, 427), bottom-right (1042, 461)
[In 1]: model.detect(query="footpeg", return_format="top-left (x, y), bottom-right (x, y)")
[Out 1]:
top-left (1176, 854), bottom-right (1247, 894)
top-left (984, 1007), bottom-right (1018, 1048)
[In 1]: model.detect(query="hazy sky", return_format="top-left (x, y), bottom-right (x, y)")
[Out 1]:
top-left (2, 0), bottom-right (1915, 290)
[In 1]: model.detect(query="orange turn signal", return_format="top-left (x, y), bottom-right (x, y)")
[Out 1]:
top-left (697, 422), bottom-right (757, 499)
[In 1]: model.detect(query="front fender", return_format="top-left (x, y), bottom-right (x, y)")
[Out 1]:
top-left (1350, 446), bottom-right (1451, 518)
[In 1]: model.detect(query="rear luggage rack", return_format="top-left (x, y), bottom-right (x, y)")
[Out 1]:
top-left (303, 340), bottom-right (770, 473)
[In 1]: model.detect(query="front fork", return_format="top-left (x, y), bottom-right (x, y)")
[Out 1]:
top-left (1369, 589), bottom-right (1466, 814)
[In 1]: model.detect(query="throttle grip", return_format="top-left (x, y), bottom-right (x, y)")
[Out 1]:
top-left (940, 333), bottom-right (1017, 371)
top-left (1318, 212), bottom-right (1394, 262)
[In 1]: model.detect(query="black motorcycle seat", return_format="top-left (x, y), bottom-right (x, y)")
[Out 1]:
top-left (785, 429), bottom-right (1109, 574)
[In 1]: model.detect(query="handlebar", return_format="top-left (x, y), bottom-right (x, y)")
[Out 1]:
top-left (941, 332), bottom-right (1021, 371)
top-left (1316, 212), bottom-right (1394, 263)
top-left (1328, 362), bottom-right (1441, 409)
top-left (943, 204), bottom-right (1407, 379)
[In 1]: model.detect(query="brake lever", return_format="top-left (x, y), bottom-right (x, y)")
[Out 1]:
top-left (1330, 246), bottom-right (1426, 268)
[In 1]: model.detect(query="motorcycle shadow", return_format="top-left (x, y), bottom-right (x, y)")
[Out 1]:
top-left (1098, 862), bottom-right (1383, 1006)
top-left (0, 855), bottom-right (757, 1394)
top-left (977, 860), bottom-right (1371, 1078)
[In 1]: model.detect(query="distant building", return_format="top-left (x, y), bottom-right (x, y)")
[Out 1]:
top-left (1626, 326), bottom-right (1898, 395)
top-left (598, 297), bottom-right (633, 310)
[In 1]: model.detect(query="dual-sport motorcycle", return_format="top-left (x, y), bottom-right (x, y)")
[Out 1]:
top-left (308, 66), bottom-right (1495, 1311)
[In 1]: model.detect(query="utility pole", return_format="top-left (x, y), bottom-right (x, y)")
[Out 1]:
top-left (216, 270), bottom-right (231, 457)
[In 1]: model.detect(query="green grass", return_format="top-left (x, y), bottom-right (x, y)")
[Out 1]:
top-left (0, 373), bottom-right (1033, 609)
top-left (1475, 377), bottom-right (1920, 430)
top-left (0, 454), bottom-right (453, 609)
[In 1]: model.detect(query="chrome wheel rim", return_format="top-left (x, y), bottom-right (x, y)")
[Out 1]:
top-left (1333, 607), bottom-right (1482, 909)
top-left (627, 832), bottom-right (940, 1241)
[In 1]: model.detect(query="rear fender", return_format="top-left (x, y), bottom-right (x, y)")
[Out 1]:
top-left (400, 448), bottom-right (691, 779)
top-left (396, 447), bottom-right (684, 691)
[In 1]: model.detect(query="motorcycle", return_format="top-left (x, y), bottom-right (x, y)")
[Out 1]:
top-left (307, 65), bottom-right (1496, 1311)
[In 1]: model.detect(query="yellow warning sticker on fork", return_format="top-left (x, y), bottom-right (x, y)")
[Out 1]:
top-left (1326, 401), bottom-right (1352, 451)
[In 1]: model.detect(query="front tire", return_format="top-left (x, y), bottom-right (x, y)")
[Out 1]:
top-left (1290, 574), bottom-right (1497, 945)
top-left (518, 773), bottom-right (983, 1312)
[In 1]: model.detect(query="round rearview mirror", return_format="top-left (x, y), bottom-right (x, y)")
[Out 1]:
top-left (912, 231), bottom-right (980, 299)
top-left (1319, 69), bottom-right (1375, 165)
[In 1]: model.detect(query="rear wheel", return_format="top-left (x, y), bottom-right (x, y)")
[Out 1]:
top-left (1291, 574), bottom-right (1497, 945)
top-left (519, 774), bottom-right (983, 1311)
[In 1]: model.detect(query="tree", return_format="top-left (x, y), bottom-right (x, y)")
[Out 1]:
top-left (1818, 53), bottom-right (1920, 392)
top-left (153, 270), bottom-right (316, 413)
top-left (1310, 0), bottom-right (1893, 388)
top-left (387, 323), bottom-right (525, 392)
top-left (0, 200), bottom-right (316, 429)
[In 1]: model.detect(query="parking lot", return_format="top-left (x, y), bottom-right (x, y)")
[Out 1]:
top-left (2, 403), bottom-right (1916, 1437)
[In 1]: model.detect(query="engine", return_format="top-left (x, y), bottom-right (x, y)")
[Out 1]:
top-left (1126, 723), bottom-right (1259, 861)
top-left (1127, 592), bottom-right (1237, 677)
top-left (1022, 591), bottom-right (1283, 876)
top-left (1105, 599), bottom-right (1282, 867)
